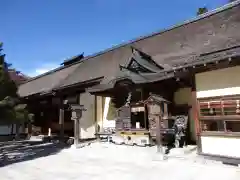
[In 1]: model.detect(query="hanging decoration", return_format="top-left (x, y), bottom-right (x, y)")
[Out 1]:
top-left (125, 92), bottom-right (132, 106)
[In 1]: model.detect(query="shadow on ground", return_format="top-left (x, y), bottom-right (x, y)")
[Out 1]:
top-left (0, 140), bottom-right (69, 167)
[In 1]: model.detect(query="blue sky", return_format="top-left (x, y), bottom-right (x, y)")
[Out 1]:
top-left (1, 0), bottom-right (228, 76)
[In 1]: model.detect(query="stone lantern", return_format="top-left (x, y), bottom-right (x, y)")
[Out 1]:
top-left (70, 104), bottom-right (87, 147)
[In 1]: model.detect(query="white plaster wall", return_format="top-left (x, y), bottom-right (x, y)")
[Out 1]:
top-left (102, 97), bottom-right (116, 129)
top-left (95, 96), bottom-right (116, 132)
top-left (102, 119), bottom-right (116, 129)
top-left (96, 96), bottom-right (103, 131)
top-left (196, 66), bottom-right (240, 98)
top-left (201, 136), bottom-right (240, 158)
top-left (79, 92), bottom-right (96, 139)
top-left (174, 88), bottom-right (196, 141)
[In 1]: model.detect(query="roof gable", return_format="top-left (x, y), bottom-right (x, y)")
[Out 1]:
top-left (125, 47), bottom-right (164, 74)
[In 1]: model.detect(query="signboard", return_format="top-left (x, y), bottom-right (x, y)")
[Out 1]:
top-left (148, 104), bottom-right (161, 114)
top-left (131, 106), bottom-right (145, 112)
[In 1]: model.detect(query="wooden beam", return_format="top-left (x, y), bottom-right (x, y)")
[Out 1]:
top-left (191, 76), bottom-right (202, 153)
top-left (94, 95), bottom-right (98, 134)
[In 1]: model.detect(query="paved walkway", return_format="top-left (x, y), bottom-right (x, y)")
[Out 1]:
top-left (0, 142), bottom-right (239, 180)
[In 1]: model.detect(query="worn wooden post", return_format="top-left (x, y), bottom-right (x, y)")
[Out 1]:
top-left (59, 108), bottom-right (64, 138)
top-left (156, 113), bottom-right (163, 153)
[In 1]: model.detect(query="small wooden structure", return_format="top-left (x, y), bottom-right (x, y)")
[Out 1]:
top-left (113, 102), bottom-right (150, 146)
top-left (112, 93), bottom-right (174, 147)
top-left (143, 94), bottom-right (170, 137)
top-left (143, 94), bottom-right (171, 152)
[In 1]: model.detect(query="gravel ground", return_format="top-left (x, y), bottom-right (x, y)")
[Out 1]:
top-left (0, 142), bottom-right (239, 180)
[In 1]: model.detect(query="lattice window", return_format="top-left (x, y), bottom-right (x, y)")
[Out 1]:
top-left (198, 95), bottom-right (240, 133)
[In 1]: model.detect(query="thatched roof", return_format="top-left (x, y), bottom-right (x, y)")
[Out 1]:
top-left (18, 1), bottom-right (240, 97)
top-left (18, 63), bottom-right (80, 97)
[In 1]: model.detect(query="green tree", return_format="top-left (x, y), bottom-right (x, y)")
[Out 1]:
top-left (197, 7), bottom-right (208, 15)
top-left (0, 42), bottom-right (34, 139)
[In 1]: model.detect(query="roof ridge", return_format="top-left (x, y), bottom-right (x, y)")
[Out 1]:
top-left (21, 0), bottom-right (240, 85)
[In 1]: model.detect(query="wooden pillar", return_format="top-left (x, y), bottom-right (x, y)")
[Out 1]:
top-left (191, 75), bottom-right (201, 153)
top-left (27, 122), bottom-right (32, 137)
top-left (102, 97), bottom-right (104, 131)
top-left (59, 108), bottom-right (64, 138)
top-left (144, 104), bottom-right (147, 129)
top-left (156, 105), bottom-right (163, 153)
top-left (163, 103), bottom-right (168, 118)
top-left (94, 96), bottom-right (98, 134)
